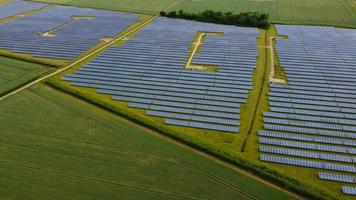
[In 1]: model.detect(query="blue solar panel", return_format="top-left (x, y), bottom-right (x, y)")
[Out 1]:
top-left (0, 4), bottom-right (139, 59)
top-left (0, 0), bottom-right (46, 20)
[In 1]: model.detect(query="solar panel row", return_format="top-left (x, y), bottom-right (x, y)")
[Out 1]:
top-left (318, 172), bottom-right (356, 183)
top-left (260, 146), bottom-right (356, 163)
top-left (259, 138), bottom-right (356, 155)
top-left (260, 154), bottom-right (356, 173)
top-left (259, 130), bottom-right (356, 147)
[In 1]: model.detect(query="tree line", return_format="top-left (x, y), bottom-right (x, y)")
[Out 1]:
top-left (160, 10), bottom-right (270, 29)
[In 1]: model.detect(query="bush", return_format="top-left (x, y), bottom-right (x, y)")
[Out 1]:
top-left (160, 11), bottom-right (167, 16)
top-left (160, 10), bottom-right (270, 29)
top-left (166, 11), bottom-right (177, 18)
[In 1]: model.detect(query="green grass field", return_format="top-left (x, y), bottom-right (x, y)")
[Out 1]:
top-left (0, 56), bottom-right (52, 96)
top-left (170, 0), bottom-right (356, 28)
top-left (31, 0), bottom-right (180, 14)
top-left (0, 83), bottom-right (297, 200)
top-left (32, 0), bottom-right (356, 28)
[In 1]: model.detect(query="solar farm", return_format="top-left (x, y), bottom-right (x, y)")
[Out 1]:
top-left (258, 25), bottom-right (356, 196)
top-left (0, 0), bottom-right (356, 199)
top-left (62, 17), bottom-right (258, 133)
top-left (0, 5), bottom-right (139, 60)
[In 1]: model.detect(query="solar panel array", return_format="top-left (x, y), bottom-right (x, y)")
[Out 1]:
top-left (0, 4), bottom-right (139, 60)
top-left (62, 17), bottom-right (259, 132)
top-left (0, 0), bottom-right (45, 20)
top-left (258, 25), bottom-right (356, 196)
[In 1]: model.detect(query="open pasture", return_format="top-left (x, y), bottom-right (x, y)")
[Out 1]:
top-left (0, 83), bottom-right (297, 200)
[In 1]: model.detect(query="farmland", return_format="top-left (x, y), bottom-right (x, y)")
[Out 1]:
top-left (0, 83), bottom-right (297, 200)
top-left (31, 0), bottom-right (181, 14)
top-left (0, 56), bottom-right (52, 96)
top-left (171, 0), bottom-right (356, 28)
top-left (32, 0), bottom-right (356, 27)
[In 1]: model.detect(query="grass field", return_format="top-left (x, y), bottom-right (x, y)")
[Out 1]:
top-left (0, 83), bottom-right (298, 200)
top-left (170, 0), bottom-right (356, 28)
top-left (31, 0), bottom-right (356, 28)
top-left (0, 56), bottom-right (52, 96)
top-left (31, 0), bottom-right (181, 14)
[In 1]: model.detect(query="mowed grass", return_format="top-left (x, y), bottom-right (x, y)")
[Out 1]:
top-left (31, 0), bottom-right (180, 14)
top-left (0, 83), bottom-right (297, 200)
top-left (171, 0), bottom-right (356, 28)
top-left (0, 56), bottom-right (52, 96)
